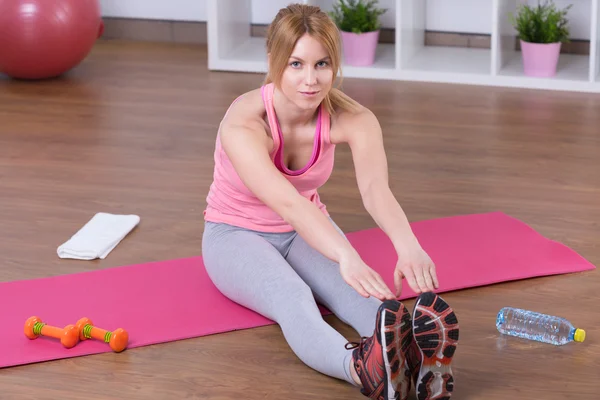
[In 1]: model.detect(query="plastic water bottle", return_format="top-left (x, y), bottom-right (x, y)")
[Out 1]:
top-left (496, 307), bottom-right (586, 345)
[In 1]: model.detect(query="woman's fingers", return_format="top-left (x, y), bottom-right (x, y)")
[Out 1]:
top-left (361, 271), bottom-right (395, 300)
top-left (430, 264), bottom-right (440, 289)
top-left (359, 278), bottom-right (385, 300)
top-left (402, 267), bottom-right (421, 294)
top-left (394, 269), bottom-right (403, 297)
top-left (371, 273), bottom-right (395, 300)
top-left (344, 263), bottom-right (396, 300)
top-left (415, 268), bottom-right (429, 292)
top-left (423, 268), bottom-right (435, 291)
top-left (347, 276), bottom-right (370, 298)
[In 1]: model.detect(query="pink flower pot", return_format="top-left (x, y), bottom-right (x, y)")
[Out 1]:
top-left (520, 40), bottom-right (562, 77)
top-left (340, 30), bottom-right (380, 66)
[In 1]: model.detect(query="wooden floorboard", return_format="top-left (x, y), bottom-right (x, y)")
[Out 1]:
top-left (0, 40), bottom-right (598, 399)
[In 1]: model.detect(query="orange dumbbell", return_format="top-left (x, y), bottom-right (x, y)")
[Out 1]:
top-left (75, 317), bottom-right (128, 353)
top-left (24, 316), bottom-right (80, 349)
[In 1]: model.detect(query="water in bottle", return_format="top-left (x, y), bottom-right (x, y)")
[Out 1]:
top-left (496, 307), bottom-right (586, 345)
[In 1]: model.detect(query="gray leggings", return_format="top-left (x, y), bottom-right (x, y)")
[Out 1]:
top-left (201, 219), bottom-right (383, 384)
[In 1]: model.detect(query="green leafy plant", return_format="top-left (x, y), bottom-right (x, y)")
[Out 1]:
top-left (329, 0), bottom-right (387, 34)
top-left (509, 0), bottom-right (572, 43)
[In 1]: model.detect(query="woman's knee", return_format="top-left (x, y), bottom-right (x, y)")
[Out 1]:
top-left (269, 282), bottom-right (324, 328)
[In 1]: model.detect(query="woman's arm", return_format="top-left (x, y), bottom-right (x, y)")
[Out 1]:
top-left (339, 108), bottom-right (439, 295)
top-left (218, 102), bottom-right (395, 300)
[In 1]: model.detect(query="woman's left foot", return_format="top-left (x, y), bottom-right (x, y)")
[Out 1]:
top-left (411, 292), bottom-right (459, 400)
top-left (347, 299), bottom-right (414, 400)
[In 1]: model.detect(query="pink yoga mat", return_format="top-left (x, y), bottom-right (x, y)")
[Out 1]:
top-left (0, 211), bottom-right (595, 368)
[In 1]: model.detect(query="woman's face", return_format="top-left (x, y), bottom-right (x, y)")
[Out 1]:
top-left (279, 33), bottom-right (334, 111)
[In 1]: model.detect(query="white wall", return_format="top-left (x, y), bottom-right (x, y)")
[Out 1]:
top-left (99, 0), bottom-right (207, 21)
top-left (100, 0), bottom-right (591, 39)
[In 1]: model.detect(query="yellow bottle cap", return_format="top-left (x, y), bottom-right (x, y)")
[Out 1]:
top-left (574, 329), bottom-right (586, 342)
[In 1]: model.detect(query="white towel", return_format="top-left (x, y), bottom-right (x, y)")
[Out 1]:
top-left (57, 212), bottom-right (140, 260)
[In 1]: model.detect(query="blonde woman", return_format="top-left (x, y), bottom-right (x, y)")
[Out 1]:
top-left (202, 4), bottom-right (459, 400)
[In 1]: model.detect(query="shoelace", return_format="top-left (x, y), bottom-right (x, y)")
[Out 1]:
top-left (345, 336), bottom-right (370, 351)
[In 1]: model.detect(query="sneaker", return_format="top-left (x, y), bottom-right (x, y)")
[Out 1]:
top-left (411, 292), bottom-right (459, 400)
top-left (404, 332), bottom-right (422, 390)
top-left (346, 300), bottom-right (413, 400)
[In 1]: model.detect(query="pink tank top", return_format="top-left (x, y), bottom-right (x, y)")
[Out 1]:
top-left (203, 83), bottom-right (336, 232)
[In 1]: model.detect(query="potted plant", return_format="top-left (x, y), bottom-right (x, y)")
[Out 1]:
top-left (509, 0), bottom-right (572, 77)
top-left (329, 0), bottom-right (387, 66)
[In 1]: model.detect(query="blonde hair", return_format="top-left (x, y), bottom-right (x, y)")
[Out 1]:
top-left (264, 3), bottom-right (361, 115)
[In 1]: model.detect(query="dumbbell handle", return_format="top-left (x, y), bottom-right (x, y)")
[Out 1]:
top-left (81, 324), bottom-right (112, 343)
top-left (34, 322), bottom-right (62, 338)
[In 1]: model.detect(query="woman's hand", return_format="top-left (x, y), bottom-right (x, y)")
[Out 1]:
top-left (394, 244), bottom-right (439, 297)
top-left (339, 250), bottom-right (396, 301)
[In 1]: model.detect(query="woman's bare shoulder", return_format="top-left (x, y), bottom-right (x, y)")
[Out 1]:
top-left (330, 102), bottom-right (377, 144)
top-left (221, 87), bottom-right (266, 128)
top-left (220, 87), bottom-right (270, 149)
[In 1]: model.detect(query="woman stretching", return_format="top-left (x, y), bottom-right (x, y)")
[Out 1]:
top-left (202, 4), bottom-right (459, 400)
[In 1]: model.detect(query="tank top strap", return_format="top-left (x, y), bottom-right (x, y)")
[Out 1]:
top-left (261, 83), bottom-right (281, 154)
top-left (320, 103), bottom-right (331, 145)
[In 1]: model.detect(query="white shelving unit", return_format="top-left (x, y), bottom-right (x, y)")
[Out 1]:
top-left (207, 0), bottom-right (600, 93)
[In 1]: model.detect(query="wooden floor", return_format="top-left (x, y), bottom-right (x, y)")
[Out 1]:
top-left (1, 40), bottom-right (599, 399)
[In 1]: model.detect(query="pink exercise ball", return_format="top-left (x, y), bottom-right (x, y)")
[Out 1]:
top-left (0, 0), bottom-right (104, 80)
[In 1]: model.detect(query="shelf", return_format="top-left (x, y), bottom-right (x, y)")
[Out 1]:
top-left (403, 46), bottom-right (492, 75)
top-left (207, 0), bottom-right (600, 93)
top-left (499, 52), bottom-right (590, 81)
top-left (492, 52), bottom-right (597, 92)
